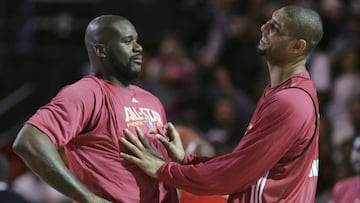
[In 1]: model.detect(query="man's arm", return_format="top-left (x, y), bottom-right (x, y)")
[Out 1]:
top-left (121, 90), bottom-right (316, 195)
top-left (13, 124), bottom-right (111, 203)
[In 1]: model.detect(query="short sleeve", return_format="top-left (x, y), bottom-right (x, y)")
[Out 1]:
top-left (26, 79), bottom-right (102, 148)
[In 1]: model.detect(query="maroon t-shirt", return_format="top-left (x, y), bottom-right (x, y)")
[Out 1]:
top-left (158, 71), bottom-right (319, 203)
top-left (27, 75), bottom-right (178, 203)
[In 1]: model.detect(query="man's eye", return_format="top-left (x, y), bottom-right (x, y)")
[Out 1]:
top-left (270, 25), bottom-right (279, 33)
top-left (123, 39), bottom-right (132, 44)
top-left (269, 24), bottom-right (275, 30)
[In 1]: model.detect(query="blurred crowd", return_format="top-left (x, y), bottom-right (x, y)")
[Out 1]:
top-left (0, 0), bottom-right (359, 202)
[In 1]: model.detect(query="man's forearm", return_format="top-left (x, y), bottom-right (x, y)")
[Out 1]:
top-left (13, 124), bottom-right (96, 202)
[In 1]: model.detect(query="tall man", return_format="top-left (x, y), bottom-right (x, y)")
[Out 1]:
top-left (120, 5), bottom-right (323, 202)
top-left (13, 15), bottom-right (178, 203)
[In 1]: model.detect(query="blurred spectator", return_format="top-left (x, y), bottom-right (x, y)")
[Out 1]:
top-left (12, 170), bottom-right (71, 203)
top-left (328, 13), bottom-right (360, 61)
top-left (307, 51), bottom-right (332, 113)
top-left (145, 33), bottom-right (197, 120)
top-left (349, 0), bottom-right (360, 14)
top-left (216, 14), bottom-right (267, 100)
top-left (173, 0), bottom-right (213, 53)
top-left (349, 95), bottom-right (360, 140)
top-left (327, 96), bottom-right (360, 203)
top-left (326, 47), bottom-right (360, 150)
top-left (331, 136), bottom-right (360, 203)
top-left (333, 95), bottom-right (360, 178)
top-left (205, 95), bottom-right (248, 155)
top-left (11, 149), bottom-right (71, 203)
top-left (198, 0), bottom-right (242, 69)
top-left (317, 0), bottom-right (344, 52)
top-left (0, 154), bottom-right (33, 203)
top-left (315, 115), bottom-right (335, 203)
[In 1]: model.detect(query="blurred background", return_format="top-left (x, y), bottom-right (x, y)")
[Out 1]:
top-left (0, 0), bottom-right (359, 202)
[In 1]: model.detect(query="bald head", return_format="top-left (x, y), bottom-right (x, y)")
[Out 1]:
top-left (85, 15), bottom-right (130, 47)
top-left (83, 15), bottom-right (143, 83)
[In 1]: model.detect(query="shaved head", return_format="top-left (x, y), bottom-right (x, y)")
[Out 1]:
top-left (83, 15), bottom-right (142, 83)
top-left (85, 15), bottom-right (129, 47)
top-left (282, 6), bottom-right (323, 54)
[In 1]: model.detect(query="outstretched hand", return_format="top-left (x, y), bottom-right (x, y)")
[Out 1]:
top-left (120, 127), bottom-right (165, 178)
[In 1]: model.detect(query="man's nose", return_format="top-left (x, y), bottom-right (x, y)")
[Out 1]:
top-left (260, 22), bottom-right (268, 33)
top-left (133, 41), bottom-right (143, 52)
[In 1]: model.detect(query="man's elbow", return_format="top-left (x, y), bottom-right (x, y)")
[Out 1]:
top-left (13, 132), bottom-right (28, 156)
top-left (12, 125), bottom-right (33, 156)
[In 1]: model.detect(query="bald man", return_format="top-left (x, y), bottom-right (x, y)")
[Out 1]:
top-left (13, 15), bottom-right (178, 203)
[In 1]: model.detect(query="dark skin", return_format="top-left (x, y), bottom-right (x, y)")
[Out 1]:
top-left (12, 15), bottom-right (142, 203)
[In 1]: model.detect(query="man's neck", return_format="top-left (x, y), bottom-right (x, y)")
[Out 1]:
top-left (94, 73), bottom-right (131, 90)
top-left (109, 75), bottom-right (131, 89)
top-left (267, 57), bottom-right (307, 87)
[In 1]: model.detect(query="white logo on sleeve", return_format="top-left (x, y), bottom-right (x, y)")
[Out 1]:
top-left (308, 159), bottom-right (319, 177)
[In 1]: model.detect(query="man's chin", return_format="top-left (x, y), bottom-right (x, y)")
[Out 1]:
top-left (126, 70), bottom-right (141, 81)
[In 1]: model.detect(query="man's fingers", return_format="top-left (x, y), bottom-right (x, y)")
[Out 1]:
top-left (165, 122), bottom-right (178, 141)
top-left (136, 127), bottom-right (151, 149)
top-left (149, 142), bottom-right (165, 161)
top-left (168, 122), bottom-right (176, 130)
top-left (120, 137), bottom-right (144, 158)
top-left (123, 128), bottom-right (144, 150)
top-left (168, 122), bottom-right (181, 140)
top-left (157, 134), bottom-right (171, 147)
top-left (120, 152), bottom-right (140, 163)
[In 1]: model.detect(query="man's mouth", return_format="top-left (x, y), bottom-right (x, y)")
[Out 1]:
top-left (131, 56), bottom-right (142, 64)
top-left (259, 37), bottom-right (269, 46)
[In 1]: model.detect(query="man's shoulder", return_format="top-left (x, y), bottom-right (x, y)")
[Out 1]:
top-left (56, 75), bottom-right (103, 99)
top-left (264, 87), bottom-right (315, 122)
top-left (75, 75), bottom-right (101, 85)
top-left (271, 87), bottom-right (312, 107)
top-left (66, 75), bottom-right (103, 89)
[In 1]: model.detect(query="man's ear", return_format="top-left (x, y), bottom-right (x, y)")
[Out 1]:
top-left (94, 44), bottom-right (106, 58)
top-left (290, 39), bottom-right (307, 54)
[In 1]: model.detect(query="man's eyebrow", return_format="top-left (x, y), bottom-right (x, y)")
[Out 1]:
top-left (121, 34), bottom-right (138, 40)
top-left (119, 36), bottom-right (132, 42)
top-left (272, 18), bottom-right (282, 28)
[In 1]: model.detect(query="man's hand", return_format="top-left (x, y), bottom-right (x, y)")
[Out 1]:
top-left (120, 127), bottom-right (165, 178)
top-left (159, 122), bottom-right (185, 163)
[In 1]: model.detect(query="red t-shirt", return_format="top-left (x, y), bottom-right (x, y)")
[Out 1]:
top-left (26, 75), bottom-right (178, 203)
top-left (158, 71), bottom-right (319, 202)
top-left (332, 176), bottom-right (360, 203)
